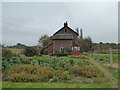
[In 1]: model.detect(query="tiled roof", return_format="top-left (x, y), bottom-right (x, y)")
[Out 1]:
top-left (52, 34), bottom-right (73, 40)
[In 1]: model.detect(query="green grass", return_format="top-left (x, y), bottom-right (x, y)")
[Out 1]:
top-left (87, 53), bottom-right (119, 81)
top-left (2, 82), bottom-right (110, 88)
top-left (87, 53), bottom-right (119, 64)
top-left (102, 65), bottom-right (118, 79)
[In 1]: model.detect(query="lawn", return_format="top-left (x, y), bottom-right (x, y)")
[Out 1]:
top-left (2, 82), bottom-right (109, 88)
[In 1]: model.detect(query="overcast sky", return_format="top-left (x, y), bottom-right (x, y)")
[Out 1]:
top-left (2, 2), bottom-right (118, 46)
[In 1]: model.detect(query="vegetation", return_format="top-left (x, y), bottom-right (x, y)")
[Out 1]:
top-left (1, 42), bottom-right (119, 88)
top-left (2, 82), bottom-right (109, 88)
top-left (2, 48), bottom-right (14, 58)
top-left (24, 47), bottom-right (39, 57)
top-left (2, 56), bottom-right (106, 84)
top-left (87, 53), bottom-right (119, 81)
top-left (38, 35), bottom-right (52, 47)
top-left (78, 36), bottom-right (93, 52)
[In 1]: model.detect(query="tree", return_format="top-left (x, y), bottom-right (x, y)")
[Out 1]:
top-left (78, 36), bottom-right (93, 52)
top-left (24, 47), bottom-right (39, 57)
top-left (84, 36), bottom-right (92, 51)
top-left (38, 35), bottom-right (52, 47)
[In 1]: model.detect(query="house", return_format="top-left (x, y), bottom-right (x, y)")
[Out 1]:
top-left (43, 21), bottom-right (82, 55)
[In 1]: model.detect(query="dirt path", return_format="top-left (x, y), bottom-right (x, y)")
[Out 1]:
top-left (88, 58), bottom-right (118, 88)
top-left (103, 64), bottom-right (119, 69)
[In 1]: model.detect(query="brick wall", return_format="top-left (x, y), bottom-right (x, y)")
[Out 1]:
top-left (53, 40), bottom-right (72, 51)
top-left (47, 44), bottom-right (53, 53)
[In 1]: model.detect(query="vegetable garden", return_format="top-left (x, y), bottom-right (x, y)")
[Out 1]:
top-left (2, 55), bottom-right (107, 85)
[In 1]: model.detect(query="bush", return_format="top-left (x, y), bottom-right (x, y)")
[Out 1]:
top-left (69, 65), bottom-right (82, 76)
top-left (50, 52), bottom-right (68, 56)
top-left (24, 47), bottom-right (39, 57)
top-left (53, 76), bottom-right (58, 82)
top-left (2, 49), bottom-right (14, 58)
top-left (61, 71), bottom-right (69, 80)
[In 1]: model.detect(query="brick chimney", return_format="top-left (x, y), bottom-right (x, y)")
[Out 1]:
top-left (64, 21), bottom-right (68, 27)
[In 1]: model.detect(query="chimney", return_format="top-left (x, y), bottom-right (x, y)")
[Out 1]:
top-left (76, 28), bottom-right (79, 35)
top-left (64, 21), bottom-right (68, 27)
top-left (80, 28), bottom-right (83, 38)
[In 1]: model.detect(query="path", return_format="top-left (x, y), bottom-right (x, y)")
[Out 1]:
top-left (103, 64), bottom-right (119, 69)
top-left (88, 58), bottom-right (118, 88)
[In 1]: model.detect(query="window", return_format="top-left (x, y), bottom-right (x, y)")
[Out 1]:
top-left (65, 29), bottom-right (67, 32)
top-left (72, 46), bottom-right (80, 50)
top-left (60, 46), bottom-right (64, 52)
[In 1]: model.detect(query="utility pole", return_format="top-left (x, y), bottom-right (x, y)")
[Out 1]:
top-left (110, 47), bottom-right (113, 68)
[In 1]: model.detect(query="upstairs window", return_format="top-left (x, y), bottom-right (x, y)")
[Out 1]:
top-left (65, 29), bottom-right (67, 32)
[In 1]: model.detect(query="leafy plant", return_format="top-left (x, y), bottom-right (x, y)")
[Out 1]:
top-left (53, 76), bottom-right (58, 82)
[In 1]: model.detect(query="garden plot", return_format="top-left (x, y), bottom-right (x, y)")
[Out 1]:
top-left (2, 55), bottom-right (109, 88)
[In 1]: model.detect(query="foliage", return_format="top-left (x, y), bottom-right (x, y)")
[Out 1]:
top-left (78, 36), bottom-right (92, 52)
top-left (24, 47), bottom-right (39, 57)
top-left (38, 35), bottom-right (52, 47)
top-left (2, 48), bottom-right (14, 58)
top-left (69, 65), bottom-right (104, 78)
top-left (61, 71), bottom-right (69, 80)
top-left (53, 76), bottom-right (58, 82)
top-left (3, 64), bottom-right (55, 82)
top-left (6, 43), bottom-right (27, 49)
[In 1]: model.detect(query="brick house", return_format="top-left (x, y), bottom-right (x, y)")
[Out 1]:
top-left (43, 21), bottom-right (80, 55)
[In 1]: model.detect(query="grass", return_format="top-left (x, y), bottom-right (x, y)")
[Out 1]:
top-left (2, 82), bottom-right (110, 88)
top-left (87, 53), bottom-right (119, 64)
top-left (87, 53), bottom-right (119, 88)
top-left (6, 48), bottom-right (24, 55)
top-left (102, 65), bottom-right (118, 79)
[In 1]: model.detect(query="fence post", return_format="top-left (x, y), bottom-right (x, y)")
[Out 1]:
top-left (98, 47), bottom-right (100, 60)
top-left (110, 47), bottom-right (113, 68)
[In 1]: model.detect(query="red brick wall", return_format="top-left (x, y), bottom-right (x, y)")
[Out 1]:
top-left (47, 44), bottom-right (53, 53)
top-left (53, 40), bottom-right (72, 51)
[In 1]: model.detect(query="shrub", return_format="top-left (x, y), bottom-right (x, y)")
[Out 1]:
top-left (69, 59), bottom-right (75, 66)
top-left (61, 71), bottom-right (69, 80)
top-left (65, 48), bottom-right (72, 52)
top-left (50, 50), bottom-right (68, 56)
top-left (24, 47), bottom-right (39, 57)
top-left (2, 49), bottom-right (14, 58)
top-left (50, 52), bottom-right (68, 56)
top-left (69, 65), bottom-right (82, 76)
top-left (53, 76), bottom-right (58, 82)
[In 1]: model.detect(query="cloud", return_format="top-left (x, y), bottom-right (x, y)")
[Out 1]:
top-left (2, 2), bottom-right (118, 45)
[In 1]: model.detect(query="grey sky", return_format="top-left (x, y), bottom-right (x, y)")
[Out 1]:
top-left (2, 2), bottom-right (118, 46)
